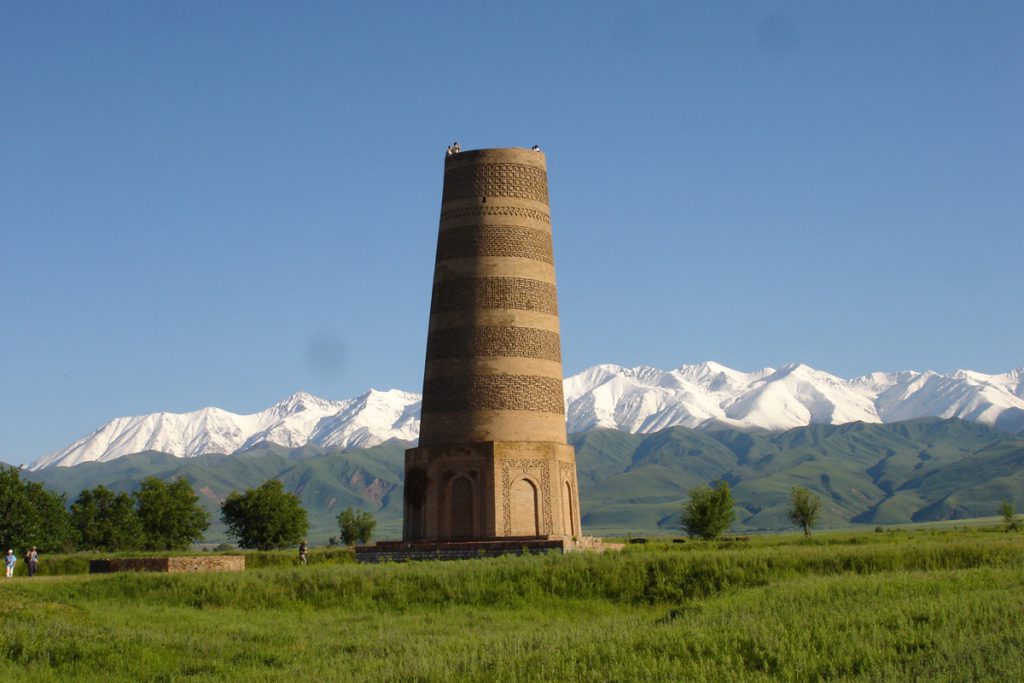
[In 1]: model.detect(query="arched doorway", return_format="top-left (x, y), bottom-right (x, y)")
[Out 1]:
top-left (510, 478), bottom-right (540, 536)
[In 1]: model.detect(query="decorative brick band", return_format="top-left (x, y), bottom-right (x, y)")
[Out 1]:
top-left (440, 206), bottom-right (550, 224)
top-left (430, 277), bottom-right (559, 315)
top-left (436, 225), bottom-right (554, 265)
top-left (426, 326), bottom-right (561, 362)
top-left (442, 163), bottom-right (549, 204)
top-left (422, 375), bottom-right (565, 414)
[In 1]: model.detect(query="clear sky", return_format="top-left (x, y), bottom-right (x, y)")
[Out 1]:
top-left (2, 2), bottom-right (1022, 465)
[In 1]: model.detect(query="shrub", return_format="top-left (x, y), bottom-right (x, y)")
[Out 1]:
top-left (338, 508), bottom-right (376, 546)
top-left (1000, 501), bottom-right (1019, 531)
top-left (681, 481), bottom-right (735, 540)
top-left (787, 487), bottom-right (822, 537)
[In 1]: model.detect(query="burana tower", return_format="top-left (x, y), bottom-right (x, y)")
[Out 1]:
top-left (403, 147), bottom-right (581, 544)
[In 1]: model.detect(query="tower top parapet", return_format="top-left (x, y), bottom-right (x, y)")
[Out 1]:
top-left (445, 146), bottom-right (545, 165)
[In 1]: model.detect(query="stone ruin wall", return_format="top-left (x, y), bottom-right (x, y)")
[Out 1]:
top-left (89, 555), bottom-right (245, 574)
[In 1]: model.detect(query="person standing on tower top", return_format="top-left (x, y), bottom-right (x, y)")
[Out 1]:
top-left (452, 141), bottom-right (461, 154)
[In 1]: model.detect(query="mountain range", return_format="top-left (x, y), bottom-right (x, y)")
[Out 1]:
top-left (25, 418), bottom-right (1024, 540)
top-left (30, 362), bottom-right (1024, 470)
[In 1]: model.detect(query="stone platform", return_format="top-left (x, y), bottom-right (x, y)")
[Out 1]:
top-left (89, 555), bottom-right (245, 573)
top-left (354, 537), bottom-right (620, 563)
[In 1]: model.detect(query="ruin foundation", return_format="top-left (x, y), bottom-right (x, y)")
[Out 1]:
top-left (88, 555), bottom-right (245, 573)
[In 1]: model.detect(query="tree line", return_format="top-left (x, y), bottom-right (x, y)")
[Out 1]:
top-left (681, 480), bottom-right (822, 540)
top-left (0, 466), bottom-right (376, 554)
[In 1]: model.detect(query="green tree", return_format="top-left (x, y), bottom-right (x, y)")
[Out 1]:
top-left (134, 476), bottom-right (211, 550)
top-left (681, 480), bottom-right (736, 540)
top-left (1000, 501), bottom-right (1019, 531)
top-left (0, 466), bottom-right (76, 552)
top-left (787, 486), bottom-right (823, 537)
top-left (337, 507), bottom-right (376, 546)
top-left (70, 485), bottom-right (144, 551)
top-left (220, 479), bottom-right (308, 550)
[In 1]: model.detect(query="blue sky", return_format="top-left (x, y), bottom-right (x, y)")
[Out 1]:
top-left (2, 2), bottom-right (1021, 464)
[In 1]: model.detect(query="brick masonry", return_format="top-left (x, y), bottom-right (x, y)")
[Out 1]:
top-left (422, 375), bottom-right (565, 414)
top-left (356, 539), bottom-right (564, 563)
top-left (429, 276), bottom-right (559, 315)
top-left (439, 205), bottom-right (550, 225)
top-left (425, 325), bottom-right (561, 363)
top-left (89, 555), bottom-right (246, 573)
top-left (436, 225), bottom-right (554, 264)
top-left (408, 148), bottom-right (584, 545)
top-left (355, 537), bottom-right (621, 563)
top-left (442, 163), bottom-right (549, 204)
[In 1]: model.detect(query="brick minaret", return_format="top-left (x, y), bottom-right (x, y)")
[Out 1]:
top-left (403, 147), bottom-right (581, 541)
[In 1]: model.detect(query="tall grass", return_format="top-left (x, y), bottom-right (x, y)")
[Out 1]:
top-left (0, 530), bottom-right (1021, 681)
top-left (15, 531), bottom-right (1019, 610)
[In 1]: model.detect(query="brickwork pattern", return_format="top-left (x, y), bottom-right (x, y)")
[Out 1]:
top-left (426, 326), bottom-right (561, 362)
top-left (436, 225), bottom-right (554, 264)
top-left (167, 556), bottom-right (246, 573)
top-left (429, 277), bottom-right (558, 315)
top-left (422, 375), bottom-right (565, 414)
top-left (440, 206), bottom-right (550, 224)
top-left (442, 163), bottom-right (549, 203)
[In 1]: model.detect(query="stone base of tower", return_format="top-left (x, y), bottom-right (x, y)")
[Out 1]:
top-left (353, 536), bottom-right (621, 564)
top-left (402, 441), bottom-right (582, 542)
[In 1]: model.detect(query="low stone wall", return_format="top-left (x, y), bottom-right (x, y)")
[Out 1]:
top-left (354, 537), bottom-right (623, 563)
top-left (565, 536), bottom-right (624, 553)
top-left (355, 539), bottom-right (566, 563)
top-left (167, 556), bottom-right (245, 572)
top-left (89, 555), bottom-right (245, 574)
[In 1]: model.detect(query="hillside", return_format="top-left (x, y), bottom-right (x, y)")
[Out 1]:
top-left (25, 418), bottom-right (1024, 541)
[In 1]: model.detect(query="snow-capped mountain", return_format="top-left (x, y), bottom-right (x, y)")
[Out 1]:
top-left (564, 362), bottom-right (1024, 435)
top-left (29, 363), bottom-right (1024, 469)
top-left (29, 390), bottom-right (421, 470)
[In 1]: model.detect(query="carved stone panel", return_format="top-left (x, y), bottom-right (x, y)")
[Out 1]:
top-left (501, 458), bottom-right (552, 536)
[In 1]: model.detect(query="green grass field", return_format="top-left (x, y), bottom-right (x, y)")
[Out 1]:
top-left (2, 529), bottom-right (1022, 681)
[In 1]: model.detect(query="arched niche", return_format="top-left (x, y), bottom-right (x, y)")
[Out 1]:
top-left (449, 475), bottom-right (475, 539)
top-left (510, 477), bottom-right (540, 537)
top-left (405, 467), bottom-right (429, 541)
top-left (562, 480), bottom-right (576, 536)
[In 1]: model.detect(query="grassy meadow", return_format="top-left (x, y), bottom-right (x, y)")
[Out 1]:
top-left (1, 529), bottom-right (1022, 681)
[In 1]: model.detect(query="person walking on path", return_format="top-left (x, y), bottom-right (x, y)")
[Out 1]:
top-left (26, 547), bottom-right (38, 577)
top-left (4, 550), bottom-right (15, 578)
top-left (298, 540), bottom-right (308, 565)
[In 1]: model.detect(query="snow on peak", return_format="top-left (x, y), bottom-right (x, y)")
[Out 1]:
top-left (561, 362), bottom-right (1024, 436)
top-left (31, 388), bottom-right (422, 470)
top-left (29, 362), bottom-right (1024, 470)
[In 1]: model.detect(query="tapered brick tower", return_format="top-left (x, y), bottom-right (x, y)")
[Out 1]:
top-left (403, 147), bottom-right (581, 543)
